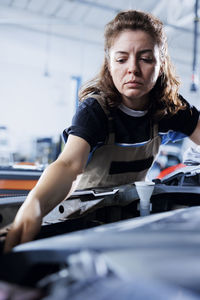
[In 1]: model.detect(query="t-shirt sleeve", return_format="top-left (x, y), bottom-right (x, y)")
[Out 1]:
top-left (159, 95), bottom-right (199, 137)
top-left (63, 97), bottom-right (108, 150)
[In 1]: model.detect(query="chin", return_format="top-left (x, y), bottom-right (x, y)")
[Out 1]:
top-left (124, 92), bottom-right (144, 100)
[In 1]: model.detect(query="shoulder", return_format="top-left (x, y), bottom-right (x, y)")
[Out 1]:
top-left (79, 92), bottom-right (112, 116)
top-left (77, 96), bottom-right (109, 125)
top-left (159, 95), bottom-right (199, 136)
top-left (79, 95), bottom-right (109, 113)
top-left (79, 96), bottom-right (102, 109)
top-left (63, 96), bottom-right (108, 149)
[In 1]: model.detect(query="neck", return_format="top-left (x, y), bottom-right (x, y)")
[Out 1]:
top-left (122, 95), bottom-right (149, 111)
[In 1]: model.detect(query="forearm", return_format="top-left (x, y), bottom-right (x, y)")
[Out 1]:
top-left (190, 119), bottom-right (200, 145)
top-left (23, 159), bottom-right (80, 218)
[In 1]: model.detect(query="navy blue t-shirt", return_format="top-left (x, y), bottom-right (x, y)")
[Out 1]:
top-left (63, 96), bottom-right (199, 151)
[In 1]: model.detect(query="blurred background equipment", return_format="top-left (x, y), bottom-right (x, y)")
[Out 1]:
top-left (34, 136), bottom-right (61, 165)
top-left (0, 126), bottom-right (13, 166)
top-left (190, 0), bottom-right (199, 92)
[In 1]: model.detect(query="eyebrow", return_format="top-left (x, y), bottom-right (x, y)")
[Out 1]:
top-left (114, 49), bottom-right (153, 55)
top-left (139, 49), bottom-right (153, 55)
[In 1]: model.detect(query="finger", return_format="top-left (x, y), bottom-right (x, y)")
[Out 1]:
top-left (4, 226), bottom-right (22, 253)
top-left (20, 222), bottom-right (41, 245)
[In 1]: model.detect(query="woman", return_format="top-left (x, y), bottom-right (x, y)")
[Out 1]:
top-left (4, 10), bottom-right (200, 251)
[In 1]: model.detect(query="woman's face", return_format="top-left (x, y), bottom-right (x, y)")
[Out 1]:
top-left (109, 29), bottom-right (161, 110)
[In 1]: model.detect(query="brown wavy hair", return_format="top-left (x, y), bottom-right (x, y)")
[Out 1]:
top-left (79, 10), bottom-right (186, 120)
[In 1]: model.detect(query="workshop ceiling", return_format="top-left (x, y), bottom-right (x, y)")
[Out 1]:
top-left (0, 0), bottom-right (198, 46)
top-left (0, 0), bottom-right (199, 87)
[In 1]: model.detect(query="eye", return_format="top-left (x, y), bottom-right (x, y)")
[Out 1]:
top-left (140, 57), bottom-right (153, 63)
top-left (115, 57), bottom-right (127, 63)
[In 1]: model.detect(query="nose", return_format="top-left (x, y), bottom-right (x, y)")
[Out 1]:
top-left (128, 57), bottom-right (140, 75)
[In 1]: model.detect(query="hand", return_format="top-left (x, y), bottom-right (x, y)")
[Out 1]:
top-left (4, 199), bottom-right (42, 253)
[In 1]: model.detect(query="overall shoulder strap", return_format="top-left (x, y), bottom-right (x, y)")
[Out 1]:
top-left (152, 122), bottom-right (159, 138)
top-left (89, 93), bottom-right (115, 144)
top-left (89, 93), bottom-right (110, 116)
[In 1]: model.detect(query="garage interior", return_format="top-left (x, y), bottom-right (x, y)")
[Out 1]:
top-left (1, 1), bottom-right (200, 299)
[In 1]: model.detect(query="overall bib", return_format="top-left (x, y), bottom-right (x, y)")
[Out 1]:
top-left (76, 95), bottom-right (161, 190)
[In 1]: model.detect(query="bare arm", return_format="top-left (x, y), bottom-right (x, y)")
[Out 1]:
top-left (189, 119), bottom-right (200, 145)
top-left (4, 135), bottom-right (90, 252)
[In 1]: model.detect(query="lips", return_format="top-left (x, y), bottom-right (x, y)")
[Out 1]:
top-left (125, 81), bottom-right (143, 87)
top-left (126, 80), bottom-right (142, 85)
